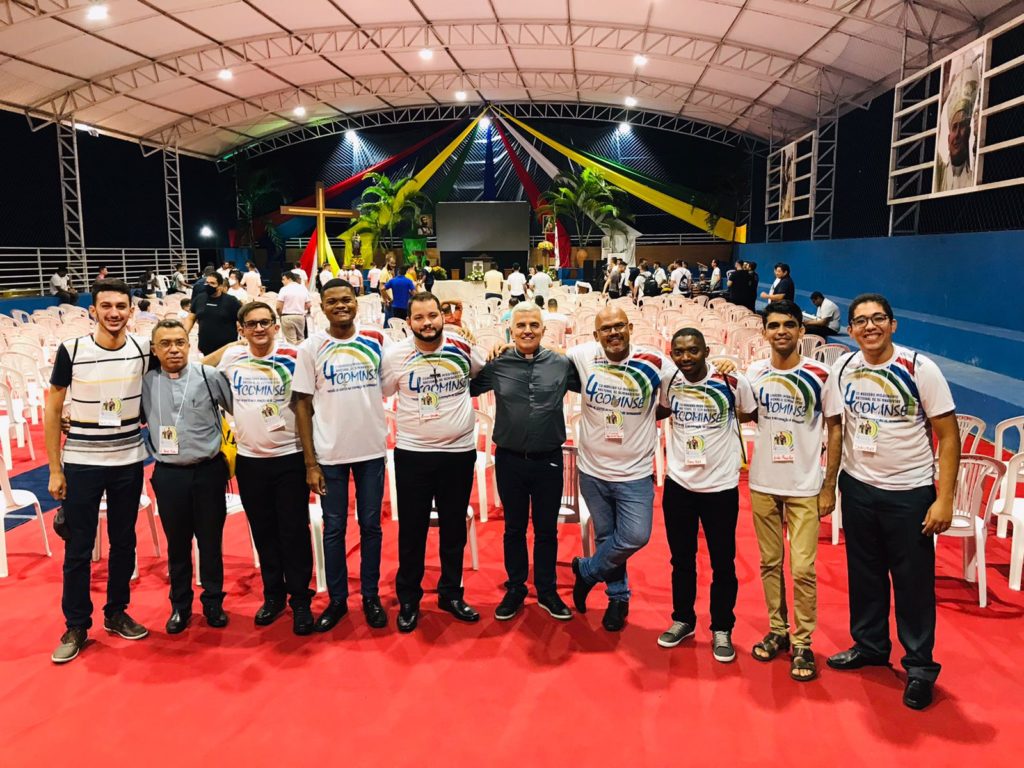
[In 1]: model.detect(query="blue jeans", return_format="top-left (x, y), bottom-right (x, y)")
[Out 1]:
top-left (577, 471), bottom-right (655, 602)
top-left (321, 458), bottom-right (385, 600)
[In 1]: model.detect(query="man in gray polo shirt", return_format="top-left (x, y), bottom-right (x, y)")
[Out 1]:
top-left (142, 320), bottom-right (232, 634)
top-left (471, 302), bottom-right (579, 621)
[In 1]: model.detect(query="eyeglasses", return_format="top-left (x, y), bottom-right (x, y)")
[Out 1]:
top-left (155, 339), bottom-right (188, 350)
top-left (242, 318), bottom-right (274, 329)
top-left (597, 322), bottom-right (628, 335)
top-left (850, 313), bottom-right (891, 329)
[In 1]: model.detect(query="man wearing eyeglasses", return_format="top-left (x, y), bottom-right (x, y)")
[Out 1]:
top-left (568, 305), bottom-right (673, 632)
top-left (825, 294), bottom-right (959, 711)
top-left (205, 301), bottom-right (316, 635)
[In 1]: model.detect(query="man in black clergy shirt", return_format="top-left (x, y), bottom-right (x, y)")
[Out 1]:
top-left (471, 302), bottom-right (579, 621)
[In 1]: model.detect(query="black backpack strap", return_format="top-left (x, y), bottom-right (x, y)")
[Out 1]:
top-left (199, 364), bottom-right (222, 418)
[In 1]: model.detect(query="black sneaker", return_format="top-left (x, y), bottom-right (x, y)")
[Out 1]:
top-left (903, 678), bottom-right (934, 710)
top-left (601, 600), bottom-right (629, 632)
top-left (103, 612), bottom-right (149, 640)
top-left (494, 591), bottom-right (525, 621)
top-left (537, 593), bottom-right (572, 621)
top-left (571, 557), bottom-right (595, 613)
top-left (51, 628), bottom-right (87, 664)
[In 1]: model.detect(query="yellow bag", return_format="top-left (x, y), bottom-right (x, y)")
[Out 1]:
top-left (200, 365), bottom-right (236, 478)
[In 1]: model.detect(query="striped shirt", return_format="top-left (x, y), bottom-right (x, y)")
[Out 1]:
top-left (51, 334), bottom-right (150, 466)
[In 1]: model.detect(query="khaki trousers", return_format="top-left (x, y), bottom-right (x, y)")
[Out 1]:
top-left (749, 490), bottom-right (819, 648)
top-left (280, 315), bottom-right (305, 345)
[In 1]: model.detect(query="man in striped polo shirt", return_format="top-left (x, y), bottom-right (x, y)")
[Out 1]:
top-left (46, 279), bottom-right (151, 663)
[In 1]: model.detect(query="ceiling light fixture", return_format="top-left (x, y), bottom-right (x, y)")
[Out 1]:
top-left (454, 90), bottom-right (467, 102)
top-left (217, 69), bottom-right (233, 81)
top-left (86, 3), bottom-right (108, 20)
top-left (633, 54), bottom-right (648, 67)
top-left (345, 129), bottom-right (358, 143)
top-left (199, 225), bottom-right (214, 238)
top-left (479, 116), bottom-right (491, 129)
top-left (618, 122), bottom-right (632, 135)
top-left (419, 48), bottom-right (433, 61)
top-left (293, 106), bottom-right (307, 117)
top-left (624, 96), bottom-right (638, 108)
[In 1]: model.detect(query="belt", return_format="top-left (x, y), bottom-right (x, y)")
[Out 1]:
top-left (154, 454), bottom-right (223, 469)
top-left (496, 446), bottom-right (562, 461)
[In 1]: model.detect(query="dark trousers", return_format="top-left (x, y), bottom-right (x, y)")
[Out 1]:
top-left (484, 292), bottom-right (502, 301)
top-left (494, 447), bottom-right (563, 598)
top-left (394, 448), bottom-right (475, 605)
top-left (151, 457), bottom-right (228, 612)
top-left (839, 471), bottom-right (940, 682)
top-left (235, 453), bottom-right (314, 608)
top-left (392, 307), bottom-right (408, 320)
top-left (322, 458), bottom-right (385, 600)
top-left (61, 462), bottom-right (144, 630)
top-left (662, 478), bottom-right (739, 631)
top-left (55, 289), bottom-right (78, 305)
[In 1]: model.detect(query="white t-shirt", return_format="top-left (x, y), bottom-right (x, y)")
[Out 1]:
top-left (747, 356), bottom-right (841, 497)
top-left (228, 286), bottom-right (248, 302)
top-left (484, 269), bottom-right (504, 293)
top-left (319, 268), bottom-right (333, 287)
top-left (816, 298), bottom-right (841, 332)
top-left (669, 267), bottom-right (684, 293)
top-left (241, 270), bottom-right (261, 297)
top-left (218, 342), bottom-right (302, 458)
top-left (830, 346), bottom-right (955, 491)
top-left (710, 266), bottom-right (721, 289)
top-left (293, 268), bottom-right (308, 286)
top-left (50, 273), bottom-right (71, 294)
top-left (217, 267), bottom-right (232, 280)
top-left (529, 271), bottom-right (552, 299)
top-left (381, 332), bottom-right (486, 452)
top-left (278, 282), bottom-right (309, 315)
top-left (293, 327), bottom-right (389, 464)
top-left (568, 341), bottom-right (673, 482)
top-left (543, 311), bottom-right (570, 326)
top-left (367, 267), bottom-right (381, 289)
top-left (506, 271), bottom-right (527, 297)
top-left (346, 269), bottom-right (363, 289)
top-left (661, 364), bottom-right (757, 493)
top-left (653, 268), bottom-right (667, 284)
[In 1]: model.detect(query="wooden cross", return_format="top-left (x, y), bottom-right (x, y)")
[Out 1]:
top-left (280, 181), bottom-right (358, 266)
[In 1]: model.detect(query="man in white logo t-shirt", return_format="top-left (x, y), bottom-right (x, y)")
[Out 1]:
top-left (381, 292), bottom-right (486, 633)
top-left (824, 293), bottom-right (959, 711)
top-left (294, 279), bottom-right (391, 633)
top-left (746, 300), bottom-right (842, 682)
top-left (276, 271), bottom-right (310, 345)
top-left (505, 263), bottom-right (527, 300)
top-left (207, 301), bottom-right (315, 636)
top-left (567, 305), bottom-right (673, 632)
top-left (528, 266), bottom-right (552, 301)
top-left (655, 327), bottom-right (757, 662)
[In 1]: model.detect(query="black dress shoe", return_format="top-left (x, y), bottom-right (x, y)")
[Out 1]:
top-left (397, 603), bottom-right (419, 633)
top-left (438, 598), bottom-right (480, 623)
top-left (165, 609), bottom-right (191, 635)
top-left (494, 591), bottom-right (525, 621)
top-left (314, 600), bottom-right (348, 633)
top-left (602, 600), bottom-right (629, 632)
top-left (293, 605), bottom-right (315, 636)
top-left (362, 596), bottom-right (388, 629)
top-left (254, 599), bottom-right (286, 626)
top-left (903, 678), bottom-right (934, 710)
top-left (826, 647), bottom-right (890, 671)
top-left (571, 557), bottom-right (595, 614)
top-left (537, 593), bottom-right (573, 621)
top-left (204, 606), bottom-right (228, 629)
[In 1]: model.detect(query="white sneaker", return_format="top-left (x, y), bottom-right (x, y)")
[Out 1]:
top-left (657, 621), bottom-right (695, 648)
top-left (712, 630), bottom-right (736, 663)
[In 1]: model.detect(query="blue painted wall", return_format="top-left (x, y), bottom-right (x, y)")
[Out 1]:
top-left (741, 231), bottom-right (1024, 379)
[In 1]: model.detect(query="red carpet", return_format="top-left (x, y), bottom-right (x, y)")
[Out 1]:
top-left (1, 474), bottom-right (1023, 767)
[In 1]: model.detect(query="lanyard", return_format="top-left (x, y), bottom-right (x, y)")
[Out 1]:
top-left (156, 363), bottom-right (193, 429)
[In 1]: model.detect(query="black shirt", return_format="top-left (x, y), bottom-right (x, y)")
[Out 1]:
top-left (470, 347), bottom-right (581, 453)
top-left (774, 275), bottom-right (795, 301)
top-left (194, 291), bottom-right (242, 354)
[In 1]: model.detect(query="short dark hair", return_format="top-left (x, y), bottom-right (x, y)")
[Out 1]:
top-left (774, 262), bottom-right (790, 274)
top-left (747, 261), bottom-right (757, 270)
top-left (238, 301), bottom-right (276, 323)
top-left (207, 271), bottom-right (225, 285)
top-left (762, 299), bottom-right (803, 327)
top-left (535, 296), bottom-right (545, 308)
top-left (91, 278), bottom-right (131, 305)
top-left (508, 296), bottom-right (521, 308)
top-left (848, 293), bottom-right (893, 324)
top-left (321, 278), bottom-right (355, 296)
top-left (203, 265), bottom-right (216, 276)
top-left (810, 291), bottom-right (824, 302)
top-left (180, 298), bottom-right (191, 309)
top-left (408, 291), bottom-right (442, 313)
top-left (152, 319), bottom-right (186, 338)
top-left (230, 269), bottom-right (243, 280)
top-left (138, 299), bottom-right (151, 311)
top-left (672, 326), bottom-right (707, 346)
top-left (512, 263), bottom-right (520, 270)
top-left (57, 265), bottom-right (68, 274)
top-left (547, 298), bottom-right (558, 309)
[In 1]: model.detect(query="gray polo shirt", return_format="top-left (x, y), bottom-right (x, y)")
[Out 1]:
top-left (470, 347), bottom-right (580, 453)
top-left (142, 364), bottom-right (233, 466)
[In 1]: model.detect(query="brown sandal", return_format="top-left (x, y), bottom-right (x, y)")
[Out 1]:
top-left (790, 647), bottom-right (818, 682)
top-left (751, 632), bottom-right (790, 662)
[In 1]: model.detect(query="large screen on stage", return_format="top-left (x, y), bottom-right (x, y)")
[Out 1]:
top-left (888, 14), bottom-right (1024, 204)
top-left (436, 202), bottom-right (531, 252)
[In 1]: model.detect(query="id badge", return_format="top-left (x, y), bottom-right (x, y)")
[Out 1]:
top-left (854, 418), bottom-right (879, 453)
top-left (684, 434), bottom-right (706, 466)
top-left (158, 425), bottom-right (179, 455)
top-left (99, 397), bottom-right (122, 427)
top-left (604, 411), bottom-right (624, 441)
top-left (771, 430), bottom-right (795, 463)
top-left (418, 391), bottom-right (441, 421)
top-left (260, 403), bottom-right (287, 431)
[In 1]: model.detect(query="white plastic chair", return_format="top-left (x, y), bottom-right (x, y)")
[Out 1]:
top-left (993, 453), bottom-right (1024, 590)
top-left (0, 456), bottom-right (51, 577)
top-left (557, 446), bottom-right (593, 557)
top-left (994, 416), bottom-right (1024, 538)
top-left (814, 343), bottom-right (849, 367)
top-left (800, 335), bottom-right (826, 357)
top-left (936, 454), bottom-right (1005, 608)
top-left (473, 410), bottom-right (498, 523)
top-left (0, 380), bottom-right (34, 470)
top-left (956, 414), bottom-right (986, 455)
